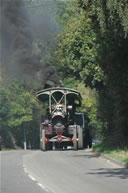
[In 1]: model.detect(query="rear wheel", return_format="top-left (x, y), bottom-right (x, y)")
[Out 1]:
top-left (40, 124), bottom-right (43, 150)
top-left (78, 126), bottom-right (83, 149)
top-left (41, 129), bottom-right (46, 151)
top-left (73, 125), bottom-right (78, 150)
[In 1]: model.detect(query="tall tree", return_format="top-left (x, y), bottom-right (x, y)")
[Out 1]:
top-left (78, 0), bottom-right (128, 146)
top-left (49, 7), bottom-right (104, 89)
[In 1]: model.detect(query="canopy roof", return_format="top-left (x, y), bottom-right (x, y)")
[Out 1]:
top-left (36, 87), bottom-right (82, 104)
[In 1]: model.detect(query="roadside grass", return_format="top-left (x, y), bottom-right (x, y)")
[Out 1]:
top-left (93, 143), bottom-right (128, 165)
top-left (1, 146), bottom-right (22, 151)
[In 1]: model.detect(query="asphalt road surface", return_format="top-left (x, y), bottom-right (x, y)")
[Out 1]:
top-left (1, 149), bottom-right (128, 193)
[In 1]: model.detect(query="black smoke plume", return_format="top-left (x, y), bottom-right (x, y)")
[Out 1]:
top-left (0, 0), bottom-right (60, 88)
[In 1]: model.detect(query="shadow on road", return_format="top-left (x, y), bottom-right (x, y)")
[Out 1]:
top-left (86, 168), bottom-right (128, 179)
top-left (72, 150), bottom-right (100, 159)
top-left (72, 154), bottom-right (96, 159)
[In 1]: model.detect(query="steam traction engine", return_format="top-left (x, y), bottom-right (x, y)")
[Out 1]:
top-left (36, 87), bottom-right (84, 151)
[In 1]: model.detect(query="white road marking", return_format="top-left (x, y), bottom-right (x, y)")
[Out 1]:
top-left (23, 166), bottom-right (50, 192)
top-left (28, 174), bottom-right (36, 181)
top-left (37, 183), bottom-right (49, 192)
top-left (24, 167), bottom-right (27, 173)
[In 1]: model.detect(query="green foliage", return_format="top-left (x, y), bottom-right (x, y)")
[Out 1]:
top-left (7, 82), bottom-right (34, 127)
top-left (63, 77), bottom-right (80, 90)
top-left (93, 142), bottom-right (128, 165)
top-left (78, 0), bottom-right (128, 146)
top-left (55, 0), bottom-right (79, 26)
top-left (49, 8), bottom-right (104, 89)
top-left (0, 87), bottom-right (10, 126)
top-left (48, 0), bottom-right (128, 146)
top-left (78, 0), bottom-right (128, 36)
top-left (0, 86), bottom-right (11, 147)
top-left (0, 80), bottom-right (42, 149)
top-left (77, 83), bottom-right (102, 138)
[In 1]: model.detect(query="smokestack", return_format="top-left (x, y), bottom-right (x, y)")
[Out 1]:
top-left (0, 0), bottom-right (60, 88)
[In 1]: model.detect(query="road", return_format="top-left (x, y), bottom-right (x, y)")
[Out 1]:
top-left (0, 149), bottom-right (128, 193)
top-left (0, 150), bottom-right (46, 193)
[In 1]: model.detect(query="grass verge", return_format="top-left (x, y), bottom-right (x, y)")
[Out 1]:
top-left (1, 146), bottom-right (22, 151)
top-left (93, 143), bottom-right (128, 165)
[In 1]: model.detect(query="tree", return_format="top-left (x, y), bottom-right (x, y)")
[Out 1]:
top-left (78, 0), bottom-right (128, 146)
top-left (0, 80), bottom-right (42, 149)
top-left (48, 0), bottom-right (128, 146)
top-left (49, 7), bottom-right (104, 89)
top-left (0, 86), bottom-right (11, 147)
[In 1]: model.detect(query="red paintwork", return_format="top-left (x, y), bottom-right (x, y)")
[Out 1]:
top-left (52, 114), bottom-right (65, 119)
top-left (44, 124), bottom-right (52, 135)
top-left (45, 137), bottom-right (48, 144)
top-left (72, 136), bottom-right (74, 144)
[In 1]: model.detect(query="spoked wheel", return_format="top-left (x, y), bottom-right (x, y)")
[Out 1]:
top-left (41, 129), bottom-right (46, 151)
top-left (73, 125), bottom-right (78, 150)
top-left (40, 124), bottom-right (43, 151)
top-left (77, 125), bottom-right (83, 149)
